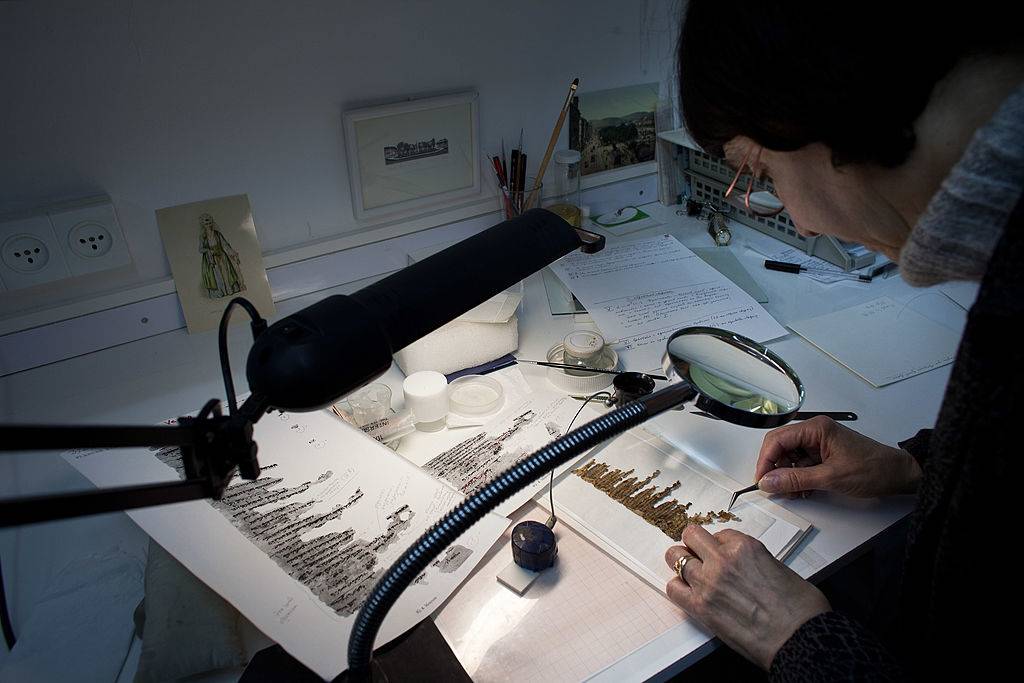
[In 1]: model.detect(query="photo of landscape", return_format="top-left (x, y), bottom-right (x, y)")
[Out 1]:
top-left (569, 83), bottom-right (659, 176)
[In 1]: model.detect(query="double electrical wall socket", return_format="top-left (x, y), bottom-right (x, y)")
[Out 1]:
top-left (0, 196), bottom-right (132, 291)
top-left (48, 198), bottom-right (131, 276)
top-left (0, 215), bottom-right (73, 290)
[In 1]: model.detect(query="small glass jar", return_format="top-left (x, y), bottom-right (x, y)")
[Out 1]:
top-left (562, 330), bottom-right (605, 375)
top-left (334, 383), bottom-right (392, 427)
top-left (546, 149), bottom-right (582, 227)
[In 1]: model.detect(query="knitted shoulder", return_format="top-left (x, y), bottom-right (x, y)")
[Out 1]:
top-left (769, 612), bottom-right (902, 682)
top-left (972, 193), bottom-right (1024, 317)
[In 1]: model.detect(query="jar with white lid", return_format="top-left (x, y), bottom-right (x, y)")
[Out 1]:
top-left (562, 330), bottom-right (605, 375)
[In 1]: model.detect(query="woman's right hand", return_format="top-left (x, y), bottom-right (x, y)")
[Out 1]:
top-left (755, 416), bottom-right (922, 498)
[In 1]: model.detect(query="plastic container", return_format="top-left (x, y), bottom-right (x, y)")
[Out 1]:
top-left (562, 330), bottom-right (605, 375)
top-left (403, 371), bottom-right (449, 432)
top-left (544, 342), bottom-right (618, 396)
top-left (448, 375), bottom-right (505, 417)
top-left (334, 383), bottom-right (392, 426)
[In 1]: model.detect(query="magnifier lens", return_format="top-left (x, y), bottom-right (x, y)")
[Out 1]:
top-left (664, 328), bottom-right (804, 426)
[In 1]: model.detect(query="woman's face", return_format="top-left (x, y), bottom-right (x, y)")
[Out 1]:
top-left (723, 137), bottom-right (912, 260)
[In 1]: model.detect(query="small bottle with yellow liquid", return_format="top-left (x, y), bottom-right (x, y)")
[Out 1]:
top-left (545, 149), bottom-right (582, 227)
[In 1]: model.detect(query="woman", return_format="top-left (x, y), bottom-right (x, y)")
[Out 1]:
top-left (666, 2), bottom-right (1023, 679)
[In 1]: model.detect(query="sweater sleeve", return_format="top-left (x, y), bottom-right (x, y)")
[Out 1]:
top-left (898, 428), bottom-right (932, 467)
top-left (769, 612), bottom-right (902, 682)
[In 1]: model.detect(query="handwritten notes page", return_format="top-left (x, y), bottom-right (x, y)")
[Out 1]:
top-left (549, 235), bottom-right (787, 371)
top-left (789, 297), bottom-right (961, 387)
top-left (540, 429), bottom-right (811, 591)
top-left (64, 409), bottom-right (508, 680)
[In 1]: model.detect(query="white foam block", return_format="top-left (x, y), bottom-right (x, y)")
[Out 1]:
top-left (496, 561), bottom-right (543, 596)
top-left (394, 316), bottom-right (518, 375)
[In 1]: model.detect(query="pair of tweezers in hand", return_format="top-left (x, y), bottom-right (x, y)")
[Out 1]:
top-left (726, 444), bottom-right (819, 511)
top-left (727, 482), bottom-right (760, 511)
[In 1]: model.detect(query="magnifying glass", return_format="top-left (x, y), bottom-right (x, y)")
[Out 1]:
top-left (663, 326), bottom-right (804, 428)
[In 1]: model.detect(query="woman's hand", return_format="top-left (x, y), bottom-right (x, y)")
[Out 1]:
top-left (665, 526), bottom-right (830, 670)
top-left (755, 416), bottom-right (922, 498)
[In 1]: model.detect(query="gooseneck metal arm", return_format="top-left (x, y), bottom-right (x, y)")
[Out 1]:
top-left (346, 381), bottom-right (696, 676)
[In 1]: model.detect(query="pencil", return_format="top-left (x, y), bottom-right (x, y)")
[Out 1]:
top-left (525, 77), bottom-right (579, 210)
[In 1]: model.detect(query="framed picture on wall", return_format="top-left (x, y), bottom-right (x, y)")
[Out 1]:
top-left (343, 92), bottom-right (481, 222)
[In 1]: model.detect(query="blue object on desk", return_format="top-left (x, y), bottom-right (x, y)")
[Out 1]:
top-left (511, 521), bottom-right (557, 571)
top-left (445, 354), bottom-right (517, 382)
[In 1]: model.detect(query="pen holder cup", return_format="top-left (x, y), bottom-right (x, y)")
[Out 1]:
top-left (499, 177), bottom-right (541, 219)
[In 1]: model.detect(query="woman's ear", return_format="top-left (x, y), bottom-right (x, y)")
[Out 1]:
top-left (722, 136), bottom-right (754, 166)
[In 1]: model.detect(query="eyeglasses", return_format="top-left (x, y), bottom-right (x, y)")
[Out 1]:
top-left (724, 146), bottom-right (785, 217)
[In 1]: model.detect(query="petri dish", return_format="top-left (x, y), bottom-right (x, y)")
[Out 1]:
top-left (448, 375), bottom-right (505, 417)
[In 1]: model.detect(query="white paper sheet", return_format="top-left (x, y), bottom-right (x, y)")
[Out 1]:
top-left (540, 429), bottom-right (811, 591)
top-left (421, 391), bottom-right (601, 517)
top-left (549, 235), bottom-right (787, 371)
top-left (939, 280), bottom-right (981, 311)
top-left (63, 409), bottom-right (509, 680)
top-left (789, 296), bottom-right (961, 387)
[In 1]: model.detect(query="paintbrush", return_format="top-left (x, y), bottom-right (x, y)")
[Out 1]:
top-left (525, 77), bottom-right (579, 211)
top-left (516, 358), bottom-right (667, 381)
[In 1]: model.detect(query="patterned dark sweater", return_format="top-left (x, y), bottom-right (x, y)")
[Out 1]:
top-left (768, 193), bottom-right (1023, 681)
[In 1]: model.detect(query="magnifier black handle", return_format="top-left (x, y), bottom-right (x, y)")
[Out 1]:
top-left (792, 411), bottom-right (858, 421)
top-left (692, 410), bottom-right (857, 422)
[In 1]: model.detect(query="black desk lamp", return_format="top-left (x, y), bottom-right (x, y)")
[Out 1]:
top-left (0, 209), bottom-right (602, 527)
top-left (0, 208), bottom-right (807, 680)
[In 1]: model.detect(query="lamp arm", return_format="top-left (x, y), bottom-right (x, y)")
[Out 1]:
top-left (346, 381), bottom-right (696, 676)
top-left (0, 396), bottom-right (268, 528)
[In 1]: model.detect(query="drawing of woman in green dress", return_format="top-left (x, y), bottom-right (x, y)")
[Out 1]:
top-left (199, 213), bottom-right (245, 298)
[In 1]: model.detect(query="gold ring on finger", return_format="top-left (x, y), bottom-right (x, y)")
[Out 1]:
top-left (674, 554), bottom-right (694, 581)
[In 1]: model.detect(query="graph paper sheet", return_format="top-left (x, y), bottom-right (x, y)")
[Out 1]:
top-left (436, 500), bottom-right (826, 683)
top-left (434, 506), bottom-right (687, 682)
top-left (63, 408), bottom-right (508, 680)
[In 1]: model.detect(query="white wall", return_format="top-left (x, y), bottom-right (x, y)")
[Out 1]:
top-left (0, 0), bottom-right (682, 319)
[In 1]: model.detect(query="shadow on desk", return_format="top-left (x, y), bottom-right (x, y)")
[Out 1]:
top-left (240, 620), bottom-right (470, 683)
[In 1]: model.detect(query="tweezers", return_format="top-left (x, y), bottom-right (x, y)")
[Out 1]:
top-left (727, 482), bottom-right (759, 511)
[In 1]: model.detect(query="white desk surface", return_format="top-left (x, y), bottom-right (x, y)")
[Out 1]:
top-left (0, 201), bottom-right (969, 681)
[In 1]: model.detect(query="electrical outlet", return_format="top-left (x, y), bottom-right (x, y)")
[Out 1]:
top-left (0, 215), bottom-right (72, 290)
top-left (49, 198), bottom-right (132, 276)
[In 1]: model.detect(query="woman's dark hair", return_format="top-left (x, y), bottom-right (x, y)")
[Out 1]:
top-left (679, 1), bottom-right (1019, 167)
